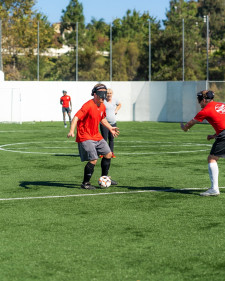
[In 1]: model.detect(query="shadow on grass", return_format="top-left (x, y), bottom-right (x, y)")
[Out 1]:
top-left (117, 185), bottom-right (202, 195)
top-left (19, 181), bottom-right (203, 195)
top-left (19, 181), bottom-right (80, 189)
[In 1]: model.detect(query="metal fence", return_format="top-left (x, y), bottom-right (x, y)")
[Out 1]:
top-left (209, 81), bottom-right (225, 102)
top-left (0, 16), bottom-right (222, 82)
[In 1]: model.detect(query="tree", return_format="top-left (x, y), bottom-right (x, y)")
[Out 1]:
top-left (210, 41), bottom-right (225, 81)
top-left (60, 0), bottom-right (85, 47)
top-left (0, 0), bottom-right (55, 80)
top-left (154, 0), bottom-right (206, 80)
top-left (111, 10), bottom-right (160, 80)
top-left (197, 0), bottom-right (225, 80)
top-left (86, 18), bottom-right (109, 51)
top-left (197, 0), bottom-right (225, 43)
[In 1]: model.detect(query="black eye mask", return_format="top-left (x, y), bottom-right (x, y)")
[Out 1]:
top-left (96, 90), bottom-right (107, 99)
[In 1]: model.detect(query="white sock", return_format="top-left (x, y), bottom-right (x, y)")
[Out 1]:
top-left (208, 162), bottom-right (219, 190)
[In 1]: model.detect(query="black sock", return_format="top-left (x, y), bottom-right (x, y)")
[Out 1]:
top-left (83, 162), bottom-right (95, 183)
top-left (101, 158), bottom-right (111, 176)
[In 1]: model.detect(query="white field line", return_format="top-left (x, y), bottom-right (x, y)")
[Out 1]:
top-left (0, 188), bottom-right (225, 201)
top-left (0, 141), bottom-right (211, 155)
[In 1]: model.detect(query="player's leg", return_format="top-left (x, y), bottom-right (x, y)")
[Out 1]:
top-left (200, 154), bottom-right (220, 196)
top-left (101, 153), bottom-right (111, 176)
top-left (100, 124), bottom-right (109, 142)
top-left (208, 155), bottom-right (219, 188)
top-left (97, 139), bottom-right (117, 185)
top-left (108, 123), bottom-right (116, 157)
top-left (200, 133), bottom-right (225, 196)
top-left (99, 124), bottom-right (109, 158)
top-left (82, 160), bottom-right (97, 189)
top-left (78, 141), bottom-right (98, 189)
top-left (62, 108), bottom-right (67, 127)
top-left (68, 109), bottom-right (72, 126)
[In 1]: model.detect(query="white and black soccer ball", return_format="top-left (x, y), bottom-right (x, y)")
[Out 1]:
top-left (98, 176), bottom-right (111, 188)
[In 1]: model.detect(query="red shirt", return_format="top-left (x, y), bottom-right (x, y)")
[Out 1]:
top-left (60, 95), bottom-right (71, 108)
top-left (194, 101), bottom-right (225, 135)
top-left (75, 99), bottom-right (106, 142)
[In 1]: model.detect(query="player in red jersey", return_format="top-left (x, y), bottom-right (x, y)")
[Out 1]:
top-left (181, 90), bottom-right (225, 196)
top-left (67, 83), bottom-right (119, 190)
top-left (60, 90), bottom-right (72, 128)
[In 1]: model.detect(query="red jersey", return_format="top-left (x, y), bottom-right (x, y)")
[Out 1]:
top-left (194, 101), bottom-right (225, 135)
top-left (60, 95), bottom-right (71, 108)
top-left (75, 99), bottom-right (106, 142)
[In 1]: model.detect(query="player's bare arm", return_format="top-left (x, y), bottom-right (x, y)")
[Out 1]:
top-left (101, 118), bottom-right (120, 137)
top-left (115, 103), bottom-right (121, 115)
top-left (180, 119), bottom-right (198, 132)
top-left (67, 116), bottom-right (79, 138)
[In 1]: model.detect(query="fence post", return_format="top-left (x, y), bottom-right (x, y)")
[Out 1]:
top-left (37, 21), bottom-right (39, 81)
top-left (76, 22), bottom-right (78, 81)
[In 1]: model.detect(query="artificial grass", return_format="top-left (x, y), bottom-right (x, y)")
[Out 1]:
top-left (0, 121), bottom-right (225, 280)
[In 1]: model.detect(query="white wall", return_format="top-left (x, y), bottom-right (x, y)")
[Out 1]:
top-left (0, 81), bottom-right (207, 123)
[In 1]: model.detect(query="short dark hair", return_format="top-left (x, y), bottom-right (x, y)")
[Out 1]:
top-left (91, 83), bottom-right (107, 96)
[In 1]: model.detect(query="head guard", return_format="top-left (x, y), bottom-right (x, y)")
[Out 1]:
top-left (197, 90), bottom-right (214, 103)
top-left (91, 84), bottom-right (107, 99)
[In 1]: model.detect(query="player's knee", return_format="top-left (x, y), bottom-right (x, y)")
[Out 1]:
top-left (208, 154), bottom-right (218, 163)
top-left (104, 152), bottom-right (112, 159)
top-left (90, 160), bottom-right (97, 165)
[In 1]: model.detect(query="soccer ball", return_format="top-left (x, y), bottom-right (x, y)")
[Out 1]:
top-left (98, 176), bottom-right (111, 188)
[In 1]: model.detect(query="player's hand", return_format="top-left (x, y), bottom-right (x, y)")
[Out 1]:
top-left (180, 122), bottom-right (185, 131)
top-left (180, 122), bottom-right (189, 132)
top-left (207, 134), bottom-right (216, 141)
top-left (111, 127), bottom-right (119, 137)
top-left (67, 131), bottom-right (75, 138)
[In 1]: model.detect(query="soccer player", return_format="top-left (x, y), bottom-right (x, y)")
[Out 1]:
top-left (67, 83), bottom-right (119, 190)
top-left (60, 90), bottom-right (72, 128)
top-left (181, 90), bottom-right (225, 196)
top-left (100, 88), bottom-right (121, 158)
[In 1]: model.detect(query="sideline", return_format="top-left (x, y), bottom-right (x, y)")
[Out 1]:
top-left (0, 188), bottom-right (224, 201)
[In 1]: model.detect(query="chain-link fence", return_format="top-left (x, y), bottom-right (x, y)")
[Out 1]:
top-left (209, 81), bottom-right (225, 102)
top-left (0, 16), bottom-right (224, 82)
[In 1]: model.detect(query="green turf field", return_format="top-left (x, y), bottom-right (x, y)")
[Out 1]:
top-left (1, 121), bottom-right (225, 281)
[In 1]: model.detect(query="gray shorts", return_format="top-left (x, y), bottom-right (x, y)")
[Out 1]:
top-left (210, 130), bottom-right (225, 158)
top-left (78, 139), bottom-right (111, 162)
top-left (62, 107), bottom-right (71, 113)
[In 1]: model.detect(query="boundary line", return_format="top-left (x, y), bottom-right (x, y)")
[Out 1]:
top-left (0, 188), bottom-right (224, 201)
top-left (0, 140), bottom-right (211, 155)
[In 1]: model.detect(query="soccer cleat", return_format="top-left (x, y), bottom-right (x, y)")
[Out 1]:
top-left (111, 152), bottom-right (116, 158)
top-left (200, 188), bottom-right (220, 196)
top-left (99, 155), bottom-right (103, 158)
top-left (81, 182), bottom-right (96, 190)
top-left (102, 176), bottom-right (117, 185)
top-left (64, 124), bottom-right (67, 128)
top-left (110, 179), bottom-right (118, 185)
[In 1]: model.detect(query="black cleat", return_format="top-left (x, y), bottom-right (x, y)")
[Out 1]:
top-left (81, 182), bottom-right (96, 190)
top-left (110, 179), bottom-right (118, 185)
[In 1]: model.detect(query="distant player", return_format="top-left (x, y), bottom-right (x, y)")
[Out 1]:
top-left (60, 90), bottom-right (72, 128)
top-left (181, 90), bottom-right (225, 196)
top-left (67, 83), bottom-right (119, 190)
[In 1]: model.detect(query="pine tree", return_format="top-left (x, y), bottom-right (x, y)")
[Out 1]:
top-left (60, 0), bottom-right (85, 47)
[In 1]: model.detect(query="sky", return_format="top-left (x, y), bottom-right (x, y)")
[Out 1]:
top-left (34, 0), bottom-right (170, 25)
